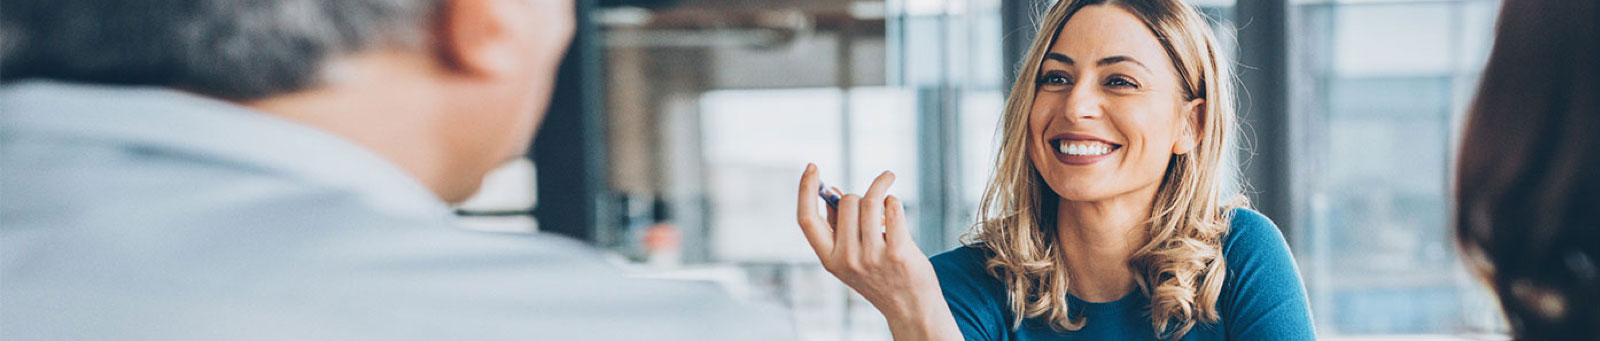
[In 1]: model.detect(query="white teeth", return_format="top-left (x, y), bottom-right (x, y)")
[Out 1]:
top-left (1057, 140), bottom-right (1114, 156)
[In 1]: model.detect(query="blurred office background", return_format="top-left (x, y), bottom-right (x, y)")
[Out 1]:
top-left (454, 0), bottom-right (1508, 339)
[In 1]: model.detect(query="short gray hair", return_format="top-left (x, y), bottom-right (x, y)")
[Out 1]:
top-left (1, 0), bottom-right (438, 100)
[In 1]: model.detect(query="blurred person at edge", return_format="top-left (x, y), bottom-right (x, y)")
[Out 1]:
top-left (793, 0), bottom-right (1313, 340)
top-left (0, 0), bottom-right (790, 339)
top-left (1454, 0), bottom-right (1600, 340)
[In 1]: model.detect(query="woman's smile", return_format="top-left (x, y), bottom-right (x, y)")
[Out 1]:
top-left (1048, 133), bottom-right (1123, 166)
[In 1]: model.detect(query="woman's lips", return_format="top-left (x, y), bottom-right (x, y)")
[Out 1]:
top-left (1049, 134), bottom-right (1121, 166)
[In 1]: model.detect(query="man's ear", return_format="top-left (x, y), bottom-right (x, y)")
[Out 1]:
top-left (435, 0), bottom-right (521, 78)
top-left (1173, 98), bottom-right (1205, 155)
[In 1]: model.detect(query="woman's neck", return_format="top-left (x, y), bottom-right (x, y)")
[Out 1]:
top-left (1054, 186), bottom-right (1158, 302)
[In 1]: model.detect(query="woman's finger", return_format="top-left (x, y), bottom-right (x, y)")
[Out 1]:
top-left (884, 195), bottom-right (915, 250)
top-left (826, 199), bottom-right (838, 228)
top-left (795, 163), bottom-right (833, 257)
top-left (834, 194), bottom-right (862, 257)
top-left (859, 171), bottom-right (895, 253)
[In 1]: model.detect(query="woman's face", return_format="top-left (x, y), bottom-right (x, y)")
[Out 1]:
top-left (1028, 5), bottom-right (1202, 203)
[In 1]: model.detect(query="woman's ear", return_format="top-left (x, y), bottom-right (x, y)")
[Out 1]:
top-left (1173, 99), bottom-right (1205, 155)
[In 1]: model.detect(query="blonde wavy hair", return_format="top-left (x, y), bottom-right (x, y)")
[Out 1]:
top-left (963, 0), bottom-right (1242, 339)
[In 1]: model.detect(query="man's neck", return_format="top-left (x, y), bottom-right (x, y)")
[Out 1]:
top-left (240, 52), bottom-right (455, 202)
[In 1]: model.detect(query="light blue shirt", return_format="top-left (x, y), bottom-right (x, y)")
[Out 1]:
top-left (0, 81), bottom-right (791, 340)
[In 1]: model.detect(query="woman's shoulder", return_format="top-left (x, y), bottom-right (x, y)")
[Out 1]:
top-left (929, 244), bottom-right (996, 282)
top-left (1217, 207), bottom-right (1302, 305)
top-left (929, 244), bottom-right (1009, 302)
top-left (1221, 207), bottom-right (1288, 257)
top-left (1217, 208), bottom-right (1318, 338)
top-left (929, 243), bottom-right (1013, 336)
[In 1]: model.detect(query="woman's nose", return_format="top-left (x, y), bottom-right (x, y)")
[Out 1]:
top-left (1063, 83), bottom-right (1105, 120)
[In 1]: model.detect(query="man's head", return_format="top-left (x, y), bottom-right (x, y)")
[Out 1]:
top-left (2, 0), bottom-right (576, 202)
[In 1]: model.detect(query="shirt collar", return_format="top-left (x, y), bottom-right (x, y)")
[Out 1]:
top-left (1, 81), bottom-right (455, 223)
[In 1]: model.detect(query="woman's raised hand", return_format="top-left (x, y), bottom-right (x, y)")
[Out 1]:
top-left (795, 164), bottom-right (962, 341)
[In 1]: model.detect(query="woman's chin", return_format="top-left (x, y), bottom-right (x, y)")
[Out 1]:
top-left (1043, 181), bottom-right (1116, 203)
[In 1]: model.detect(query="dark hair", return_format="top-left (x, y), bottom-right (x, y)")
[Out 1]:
top-left (1454, 0), bottom-right (1600, 339)
top-left (1, 0), bottom-right (438, 100)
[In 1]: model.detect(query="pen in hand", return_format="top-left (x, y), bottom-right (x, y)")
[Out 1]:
top-left (815, 179), bottom-right (887, 235)
top-left (818, 182), bottom-right (842, 209)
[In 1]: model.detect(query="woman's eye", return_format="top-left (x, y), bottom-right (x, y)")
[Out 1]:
top-left (1105, 76), bottom-right (1139, 89)
top-left (1038, 74), bottom-right (1073, 88)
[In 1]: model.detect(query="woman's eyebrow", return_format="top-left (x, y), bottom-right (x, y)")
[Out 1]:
top-left (1044, 53), bottom-right (1151, 73)
top-left (1097, 56), bottom-right (1151, 73)
top-left (1045, 52), bottom-right (1074, 64)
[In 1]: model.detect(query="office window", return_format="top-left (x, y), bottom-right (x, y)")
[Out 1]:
top-left (1289, 0), bottom-right (1505, 336)
top-left (892, 0), bottom-right (1007, 249)
top-left (698, 87), bottom-right (921, 262)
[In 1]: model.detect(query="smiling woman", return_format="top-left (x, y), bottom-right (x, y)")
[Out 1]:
top-left (796, 0), bottom-right (1315, 340)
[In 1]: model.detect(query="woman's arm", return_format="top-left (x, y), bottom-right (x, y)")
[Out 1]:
top-left (795, 164), bottom-right (964, 341)
top-left (1222, 209), bottom-right (1317, 340)
top-left (929, 248), bottom-right (1007, 341)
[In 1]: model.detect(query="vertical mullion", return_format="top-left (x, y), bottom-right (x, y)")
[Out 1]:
top-left (533, 0), bottom-right (611, 245)
top-left (1001, 0), bottom-right (1039, 99)
top-left (1235, 0), bottom-right (1295, 241)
